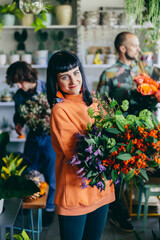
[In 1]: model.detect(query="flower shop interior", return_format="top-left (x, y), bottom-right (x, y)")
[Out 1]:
top-left (0, 0), bottom-right (160, 239)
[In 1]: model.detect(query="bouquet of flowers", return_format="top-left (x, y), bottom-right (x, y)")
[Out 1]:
top-left (20, 93), bottom-right (51, 135)
top-left (128, 73), bottom-right (160, 115)
top-left (69, 94), bottom-right (160, 191)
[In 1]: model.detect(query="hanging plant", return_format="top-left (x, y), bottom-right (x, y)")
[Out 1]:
top-left (124, 0), bottom-right (160, 40)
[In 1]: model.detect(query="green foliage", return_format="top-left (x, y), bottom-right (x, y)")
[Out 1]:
top-left (14, 29), bottom-right (28, 51)
top-left (35, 30), bottom-right (48, 50)
top-left (31, 4), bottom-right (54, 32)
top-left (0, 175), bottom-right (40, 199)
top-left (124, 0), bottom-right (160, 41)
top-left (6, 229), bottom-right (31, 240)
top-left (0, 2), bottom-right (23, 18)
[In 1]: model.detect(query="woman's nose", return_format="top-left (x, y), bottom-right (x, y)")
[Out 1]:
top-left (70, 75), bottom-right (77, 84)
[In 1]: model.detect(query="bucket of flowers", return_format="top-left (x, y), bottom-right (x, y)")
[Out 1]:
top-left (69, 93), bottom-right (160, 191)
top-left (19, 93), bottom-right (51, 135)
top-left (128, 73), bottom-right (160, 115)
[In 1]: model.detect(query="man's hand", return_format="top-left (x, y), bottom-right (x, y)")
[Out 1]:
top-left (15, 123), bottom-right (23, 135)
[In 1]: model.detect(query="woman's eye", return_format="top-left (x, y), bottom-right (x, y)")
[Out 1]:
top-left (74, 71), bottom-right (80, 76)
top-left (61, 76), bottom-right (69, 80)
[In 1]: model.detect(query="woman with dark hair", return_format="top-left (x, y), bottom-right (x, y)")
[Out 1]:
top-left (47, 50), bottom-right (115, 240)
top-left (6, 61), bottom-right (56, 227)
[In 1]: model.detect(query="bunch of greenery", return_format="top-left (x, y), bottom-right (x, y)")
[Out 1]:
top-left (35, 30), bottom-right (48, 50)
top-left (0, 132), bottom-right (39, 199)
top-left (31, 4), bottom-right (54, 32)
top-left (124, 0), bottom-right (160, 41)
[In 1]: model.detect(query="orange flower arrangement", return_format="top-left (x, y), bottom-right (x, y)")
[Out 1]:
top-left (69, 96), bottom-right (160, 191)
top-left (128, 73), bottom-right (160, 115)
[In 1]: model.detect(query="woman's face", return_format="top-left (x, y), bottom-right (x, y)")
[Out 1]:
top-left (57, 66), bottom-right (82, 95)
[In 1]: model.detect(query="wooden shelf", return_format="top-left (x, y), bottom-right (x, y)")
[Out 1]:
top-left (3, 25), bottom-right (77, 30)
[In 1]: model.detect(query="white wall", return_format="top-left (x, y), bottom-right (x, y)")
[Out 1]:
top-left (81, 0), bottom-right (124, 12)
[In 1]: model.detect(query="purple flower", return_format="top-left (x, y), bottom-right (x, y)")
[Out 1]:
top-left (69, 155), bottom-right (81, 166)
top-left (86, 156), bottom-right (91, 162)
top-left (98, 163), bottom-right (106, 173)
top-left (94, 148), bottom-right (102, 156)
top-left (98, 130), bottom-right (102, 137)
top-left (96, 181), bottom-right (104, 192)
top-left (86, 145), bottom-right (93, 154)
top-left (81, 180), bottom-right (89, 189)
top-left (76, 167), bottom-right (84, 175)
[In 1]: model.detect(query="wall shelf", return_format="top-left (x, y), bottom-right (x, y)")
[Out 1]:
top-left (2, 25), bottom-right (77, 30)
top-left (0, 102), bottom-right (14, 106)
top-left (0, 65), bottom-right (47, 69)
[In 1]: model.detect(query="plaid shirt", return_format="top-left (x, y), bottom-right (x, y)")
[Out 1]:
top-left (97, 59), bottom-right (160, 103)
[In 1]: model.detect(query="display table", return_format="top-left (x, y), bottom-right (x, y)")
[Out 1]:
top-left (0, 198), bottom-right (22, 240)
top-left (17, 184), bottom-right (49, 240)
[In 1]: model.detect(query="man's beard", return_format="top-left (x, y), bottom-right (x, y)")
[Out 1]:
top-left (125, 51), bottom-right (138, 61)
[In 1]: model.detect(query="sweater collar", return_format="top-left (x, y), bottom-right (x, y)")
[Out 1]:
top-left (64, 93), bottom-right (83, 101)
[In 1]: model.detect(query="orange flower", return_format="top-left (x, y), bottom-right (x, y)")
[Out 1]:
top-left (137, 83), bottom-right (153, 95)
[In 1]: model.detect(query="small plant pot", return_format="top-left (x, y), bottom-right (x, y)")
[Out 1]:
top-left (33, 50), bottom-right (48, 65)
top-left (0, 54), bottom-right (7, 65)
top-left (9, 54), bottom-right (20, 64)
top-left (21, 14), bottom-right (34, 26)
top-left (55, 5), bottom-right (72, 25)
top-left (42, 13), bottom-right (52, 26)
top-left (2, 14), bottom-right (15, 26)
top-left (21, 54), bottom-right (32, 64)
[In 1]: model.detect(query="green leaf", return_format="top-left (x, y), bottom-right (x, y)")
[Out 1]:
top-left (127, 141), bottom-right (133, 153)
top-left (115, 110), bottom-right (122, 115)
top-left (110, 99), bottom-right (118, 107)
top-left (116, 153), bottom-right (132, 160)
top-left (140, 169), bottom-right (149, 181)
top-left (85, 138), bottom-right (95, 145)
top-left (124, 169), bottom-right (135, 181)
top-left (116, 120), bottom-right (125, 132)
top-left (151, 112), bottom-right (159, 127)
top-left (109, 145), bottom-right (119, 153)
top-left (111, 169), bottom-right (118, 183)
top-left (106, 128), bottom-right (121, 134)
top-left (0, 176), bottom-right (40, 199)
top-left (147, 161), bottom-right (159, 168)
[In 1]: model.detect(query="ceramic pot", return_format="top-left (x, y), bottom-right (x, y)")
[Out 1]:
top-left (33, 50), bottom-right (48, 65)
top-left (140, 51), bottom-right (153, 65)
top-left (21, 54), bottom-right (32, 64)
top-left (9, 54), bottom-right (20, 64)
top-left (0, 199), bottom-right (4, 214)
top-left (21, 14), bottom-right (34, 26)
top-left (42, 13), bottom-right (52, 26)
top-left (0, 54), bottom-right (7, 65)
top-left (2, 14), bottom-right (15, 26)
top-left (55, 5), bottom-right (72, 25)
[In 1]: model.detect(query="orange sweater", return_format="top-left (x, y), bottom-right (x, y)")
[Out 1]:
top-left (50, 93), bottom-right (115, 216)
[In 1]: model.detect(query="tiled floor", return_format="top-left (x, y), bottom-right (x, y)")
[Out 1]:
top-left (13, 208), bottom-right (160, 240)
top-left (39, 212), bottom-right (160, 240)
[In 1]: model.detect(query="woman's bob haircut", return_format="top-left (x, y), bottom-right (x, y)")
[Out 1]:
top-left (47, 50), bottom-right (93, 108)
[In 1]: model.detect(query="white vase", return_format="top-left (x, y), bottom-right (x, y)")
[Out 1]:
top-left (21, 54), bottom-right (32, 64)
top-left (21, 14), bottom-right (34, 26)
top-left (42, 13), bottom-right (52, 26)
top-left (33, 50), bottom-right (48, 65)
top-left (2, 14), bottom-right (15, 26)
top-left (0, 199), bottom-right (4, 214)
top-left (0, 54), bottom-right (7, 65)
top-left (55, 5), bottom-right (72, 25)
top-left (9, 54), bottom-right (20, 64)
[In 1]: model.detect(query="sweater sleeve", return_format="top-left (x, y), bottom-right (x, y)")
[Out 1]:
top-left (50, 106), bottom-right (79, 160)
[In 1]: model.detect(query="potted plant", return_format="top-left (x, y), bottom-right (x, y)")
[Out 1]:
top-left (33, 30), bottom-right (48, 65)
top-left (0, 2), bottom-right (23, 27)
top-left (55, 0), bottom-right (72, 25)
top-left (14, 29), bottom-right (28, 52)
top-left (31, 4), bottom-right (55, 31)
top-left (0, 50), bottom-right (7, 66)
top-left (124, 0), bottom-right (160, 41)
top-left (0, 132), bottom-right (39, 213)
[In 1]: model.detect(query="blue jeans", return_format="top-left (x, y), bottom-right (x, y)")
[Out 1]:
top-left (58, 204), bottom-right (109, 240)
top-left (23, 131), bottom-right (56, 210)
